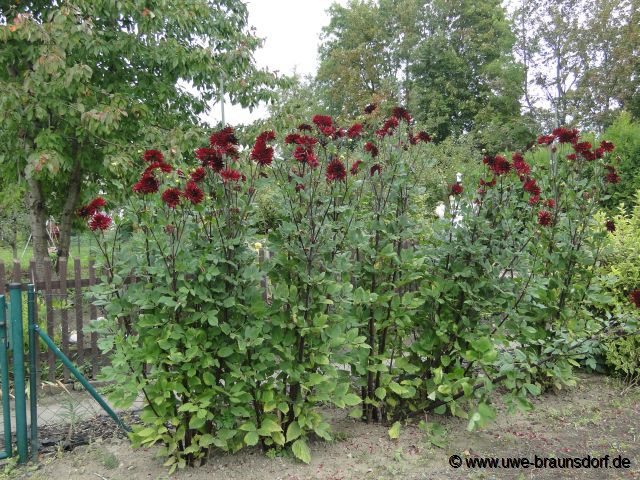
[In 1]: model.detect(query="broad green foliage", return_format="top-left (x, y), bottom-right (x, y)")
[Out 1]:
top-left (602, 191), bottom-right (640, 303)
top-left (89, 107), bottom-right (636, 470)
top-left (602, 113), bottom-right (640, 212)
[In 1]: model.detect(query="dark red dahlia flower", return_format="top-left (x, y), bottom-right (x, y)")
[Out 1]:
top-left (572, 141), bottom-right (592, 154)
top-left (544, 199), bottom-right (556, 208)
top-left (537, 135), bottom-right (554, 145)
top-left (220, 168), bottom-right (241, 182)
top-left (210, 127), bottom-right (238, 147)
top-left (184, 181), bottom-right (204, 205)
top-left (191, 167), bottom-right (206, 183)
top-left (251, 131), bottom-right (275, 166)
top-left (489, 155), bottom-right (511, 175)
top-left (416, 131), bottom-right (432, 143)
top-left (364, 142), bottom-right (379, 158)
top-left (143, 149), bottom-right (164, 163)
top-left (523, 178), bottom-right (541, 196)
top-left (350, 159), bottom-right (363, 175)
top-left (285, 133), bottom-right (302, 144)
top-left (161, 187), bottom-right (182, 208)
top-left (133, 173), bottom-right (160, 194)
top-left (312, 115), bottom-right (333, 128)
top-left (326, 158), bottom-right (347, 182)
top-left (347, 123), bottom-right (363, 139)
top-left (77, 205), bottom-right (93, 219)
top-left (364, 103), bottom-right (377, 114)
top-left (295, 183), bottom-right (305, 192)
top-left (376, 117), bottom-right (399, 137)
top-left (529, 195), bottom-right (540, 205)
top-left (600, 140), bottom-right (615, 152)
top-left (605, 219), bottom-right (615, 232)
top-left (552, 127), bottom-right (579, 144)
top-left (89, 212), bottom-right (112, 231)
top-left (298, 123), bottom-right (312, 131)
top-left (144, 161), bottom-right (172, 174)
top-left (605, 167), bottom-right (620, 184)
top-left (370, 164), bottom-right (382, 176)
top-left (392, 106), bottom-right (412, 123)
top-left (196, 147), bottom-right (224, 171)
top-left (630, 289), bottom-right (640, 309)
top-left (450, 183), bottom-right (463, 195)
top-left (512, 153), bottom-right (530, 175)
top-left (538, 210), bottom-right (552, 226)
top-left (319, 125), bottom-right (337, 137)
top-left (480, 177), bottom-right (497, 188)
top-left (566, 153), bottom-right (577, 161)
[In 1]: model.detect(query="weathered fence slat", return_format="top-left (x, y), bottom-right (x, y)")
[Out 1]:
top-left (43, 259), bottom-right (56, 382)
top-left (74, 258), bottom-right (84, 366)
top-left (59, 258), bottom-right (70, 382)
top-left (12, 260), bottom-right (21, 283)
top-left (89, 260), bottom-right (98, 379)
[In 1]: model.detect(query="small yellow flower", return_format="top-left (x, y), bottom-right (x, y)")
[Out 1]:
top-left (253, 242), bottom-right (263, 251)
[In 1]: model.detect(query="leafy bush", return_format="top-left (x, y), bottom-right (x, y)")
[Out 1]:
top-left (86, 110), bottom-right (637, 471)
top-left (602, 112), bottom-right (640, 212)
top-left (604, 335), bottom-right (640, 385)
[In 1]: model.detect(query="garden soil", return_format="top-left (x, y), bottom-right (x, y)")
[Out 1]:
top-left (6, 373), bottom-right (639, 480)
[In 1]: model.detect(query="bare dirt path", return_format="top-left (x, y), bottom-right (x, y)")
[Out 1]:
top-left (5, 373), bottom-right (639, 480)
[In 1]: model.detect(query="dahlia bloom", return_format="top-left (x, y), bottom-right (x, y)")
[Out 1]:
top-left (364, 103), bottom-right (377, 114)
top-left (326, 158), bottom-right (347, 182)
top-left (450, 183), bottom-right (463, 195)
top-left (605, 220), bottom-right (615, 232)
top-left (251, 131), bottom-right (275, 166)
top-left (220, 168), bottom-right (242, 182)
top-left (350, 159), bottom-right (363, 175)
top-left (184, 181), bottom-right (204, 205)
top-left (538, 210), bottom-right (552, 226)
top-left (552, 127), bottom-right (579, 144)
top-left (89, 212), bottom-right (112, 231)
top-left (347, 123), bottom-right (363, 139)
top-left (630, 289), bottom-right (640, 309)
top-left (191, 167), bottom-right (206, 183)
top-left (133, 173), bottom-right (160, 194)
top-left (161, 188), bottom-right (182, 208)
top-left (143, 149), bottom-right (164, 163)
top-left (364, 142), bottom-right (379, 158)
top-left (600, 140), bottom-right (615, 152)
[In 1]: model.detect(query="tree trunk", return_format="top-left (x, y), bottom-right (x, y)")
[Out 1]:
top-left (26, 175), bottom-right (49, 279)
top-left (57, 157), bottom-right (83, 263)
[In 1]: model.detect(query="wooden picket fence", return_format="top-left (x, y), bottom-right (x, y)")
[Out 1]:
top-left (0, 257), bottom-right (101, 381)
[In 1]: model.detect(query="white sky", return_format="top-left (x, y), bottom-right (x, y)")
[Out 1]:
top-left (203, 0), bottom-right (346, 126)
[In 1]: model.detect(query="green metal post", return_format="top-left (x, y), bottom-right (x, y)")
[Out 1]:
top-left (0, 295), bottom-right (12, 458)
top-left (9, 284), bottom-right (28, 463)
top-left (34, 326), bottom-right (130, 433)
top-left (27, 285), bottom-right (38, 461)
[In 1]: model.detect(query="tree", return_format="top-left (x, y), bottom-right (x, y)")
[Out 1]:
top-left (410, 0), bottom-right (524, 142)
top-left (510, 0), bottom-right (640, 131)
top-left (0, 0), bottom-right (281, 275)
top-left (317, 0), bottom-right (399, 117)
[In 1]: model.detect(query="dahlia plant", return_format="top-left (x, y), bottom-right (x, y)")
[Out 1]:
top-left (88, 128), bottom-right (282, 469)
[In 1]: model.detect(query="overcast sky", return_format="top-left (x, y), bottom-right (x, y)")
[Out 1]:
top-left (203, 0), bottom-right (346, 126)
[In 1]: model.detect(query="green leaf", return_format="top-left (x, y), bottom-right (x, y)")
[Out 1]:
top-left (343, 393), bottom-right (362, 406)
top-left (388, 421), bottom-right (401, 439)
top-left (244, 431), bottom-right (259, 447)
top-left (374, 387), bottom-right (386, 400)
top-left (286, 421), bottom-right (302, 442)
top-left (291, 439), bottom-right (311, 464)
